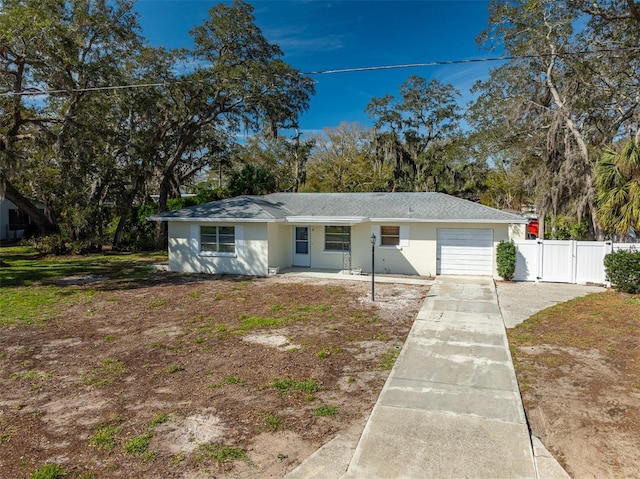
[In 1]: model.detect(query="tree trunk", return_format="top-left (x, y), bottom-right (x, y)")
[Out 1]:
top-left (538, 209), bottom-right (546, 240)
top-left (2, 179), bottom-right (59, 236)
top-left (156, 177), bottom-right (171, 249)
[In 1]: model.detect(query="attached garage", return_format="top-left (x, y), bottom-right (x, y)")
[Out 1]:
top-left (436, 228), bottom-right (494, 276)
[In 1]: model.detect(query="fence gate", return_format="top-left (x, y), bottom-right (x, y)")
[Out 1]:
top-left (512, 240), bottom-right (634, 284)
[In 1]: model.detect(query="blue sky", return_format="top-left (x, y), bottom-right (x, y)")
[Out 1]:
top-left (133, 0), bottom-right (498, 137)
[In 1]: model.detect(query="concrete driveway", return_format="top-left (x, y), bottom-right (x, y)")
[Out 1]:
top-left (286, 277), bottom-right (606, 479)
top-left (496, 281), bottom-right (606, 328)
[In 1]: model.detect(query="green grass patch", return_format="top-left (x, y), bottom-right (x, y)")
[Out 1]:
top-left (271, 378), bottom-right (320, 394)
top-left (11, 370), bottom-right (51, 381)
top-left (264, 413), bottom-right (284, 432)
top-left (123, 432), bottom-right (152, 455)
top-left (83, 358), bottom-right (125, 387)
top-left (89, 420), bottom-right (123, 451)
top-left (148, 298), bottom-right (169, 308)
top-left (0, 420), bottom-right (17, 444)
top-left (224, 376), bottom-right (244, 386)
top-left (230, 280), bottom-right (251, 291)
top-left (169, 451), bottom-right (186, 466)
top-left (380, 346), bottom-right (401, 370)
top-left (312, 404), bottom-right (339, 417)
top-left (197, 443), bottom-right (249, 465)
top-left (167, 364), bottom-right (185, 374)
top-left (0, 246), bottom-right (167, 326)
top-left (0, 286), bottom-right (64, 326)
top-left (316, 346), bottom-right (343, 359)
top-left (237, 315), bottom-right (290, 331)
top-left (30, 463), bottom-right (67, 479)
top-left (0, 246), bottom-right (166, 288)
top-left (149, 412), bottom-right (169, 427)
top-left (101, 358), bottom-right (125, 375)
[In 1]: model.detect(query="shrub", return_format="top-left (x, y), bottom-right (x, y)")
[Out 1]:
top-left (604, 249), bottom-right (640, 294)
top-left (30, 235), bottom-right (69, 255)
top-left (496, 240), bottom-right (517, 281)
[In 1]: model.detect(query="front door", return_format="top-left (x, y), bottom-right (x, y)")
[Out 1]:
top-left (293, 226), bottom-right (311, 267)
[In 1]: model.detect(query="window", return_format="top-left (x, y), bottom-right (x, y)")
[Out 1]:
top-left (324, 225), bottom-right (351, 251)
top-left (200, 226), bottom-right (235, 254)
top-left (8, 209), bottom-right (30, 230)
top-left (380, 226), bottom-right (400, 246)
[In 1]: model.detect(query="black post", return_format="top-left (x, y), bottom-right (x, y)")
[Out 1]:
top-left (371, 233), bottom-right (375, 301)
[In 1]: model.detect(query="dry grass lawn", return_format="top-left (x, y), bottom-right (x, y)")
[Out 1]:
top-left (508, 291), bottom-right (640, 478)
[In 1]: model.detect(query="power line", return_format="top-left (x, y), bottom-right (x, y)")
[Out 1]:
top-left (304, 47), bottom-right (640, 75)
top-left (2, 46), bottom-right (639, 98)
top-left (2, 80), bottom-right (178, 98)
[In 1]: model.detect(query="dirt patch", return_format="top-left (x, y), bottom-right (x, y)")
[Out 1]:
top-left (508, 292), bottom-right (640, 478)
top-left (0, 273), bottom-right (426, 478)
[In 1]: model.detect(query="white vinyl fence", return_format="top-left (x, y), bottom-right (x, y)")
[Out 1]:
top-left (513, 240), bottom-right (638, 284)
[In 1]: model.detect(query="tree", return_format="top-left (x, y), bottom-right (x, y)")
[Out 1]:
top-left (471, 0), bottom-right (640, 239)
top-left (304, 122), bottom-right (393, 192)
top-left (1, 0), bottom-right (314, 249)
top-left (150, 0), bottom-right (314, 246)
top-left (228, 164), bottom-right (277, 196)
top-left (0, 0), bottom-right (143, 244)
top-left (365, 76), bottom-right (486, 196)
top-left (229, 132), bottom-right (314, 193)
top-left (596, 137), bottom-right (640, 238)
top-left (480, 155), bottom-right (531, 210)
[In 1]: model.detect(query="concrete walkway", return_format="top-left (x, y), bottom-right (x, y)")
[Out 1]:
top-left (286, 276), bottom-right (570, 479)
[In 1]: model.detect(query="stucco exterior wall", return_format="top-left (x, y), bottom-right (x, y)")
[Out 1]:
top-left (168, 222), bottom-right (269, 276)
top-left (167, 220), bottom-right (515, 278)
top-left (267, 223), bottom-right (292, 270)
top-left (351, 222), bottom-right (511, 278)
top-left (509, 223), bottom-right (527, 240)
top-left (349, 223), bottom-right (433, 276)
top-left (305, 224), bottom-right (349, 270)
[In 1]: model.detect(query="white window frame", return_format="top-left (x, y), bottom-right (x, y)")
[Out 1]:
top-left (190, 224), bottom-right (242, 257)
top-left (324, 225), bottom-right (351, 252)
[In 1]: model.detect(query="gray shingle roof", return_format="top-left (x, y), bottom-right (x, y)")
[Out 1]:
top-left (149, 192), bottom-right (526, 223)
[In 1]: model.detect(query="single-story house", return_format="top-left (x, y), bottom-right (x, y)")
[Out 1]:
top-left (0, 198), bottom-right (44, 242)
top-left (149, 192), bottom-right (528, 278)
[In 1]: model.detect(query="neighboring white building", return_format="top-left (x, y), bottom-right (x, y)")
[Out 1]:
top-left (0, 198), bottom-right (43, 242)
top-left (149, 192), bottom-right (527, 279)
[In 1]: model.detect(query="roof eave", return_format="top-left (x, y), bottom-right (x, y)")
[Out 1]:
top-left (147, 216), bottom-right (282, 223)
top-left (369, 217), bottom-right (528, 224)
top-left (284, 216), bottom-right (368, 224)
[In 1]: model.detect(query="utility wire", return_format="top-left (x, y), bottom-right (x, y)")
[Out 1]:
top-left (305, 47), bottom-right (640, 74)
top-left (2, 46), bottom-right (639, 97)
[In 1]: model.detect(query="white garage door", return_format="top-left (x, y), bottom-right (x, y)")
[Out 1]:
top-left (437, 228), bottom-right (494, 276)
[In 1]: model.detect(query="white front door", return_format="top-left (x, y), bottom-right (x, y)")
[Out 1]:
top-left (293, 226), bottom-right (311, 267)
